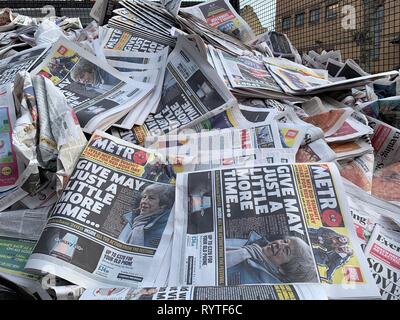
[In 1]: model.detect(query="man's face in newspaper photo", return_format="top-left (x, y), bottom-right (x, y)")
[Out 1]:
top-left (77, 70), bottom-right (96, 85)
top-left (71, 59), bottom-right (99, 87)
top-left (262, 238), bottom-right (294, 266)
top-left (333, 235), bottom-right (349, 247)
top-left (139, 190), bottom-right (161, 216)
top-left (70, 58), bottom-right (121, 92)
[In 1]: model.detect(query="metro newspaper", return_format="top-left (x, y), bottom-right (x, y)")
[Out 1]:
top-left (170, 163), bottom-right (380, 299)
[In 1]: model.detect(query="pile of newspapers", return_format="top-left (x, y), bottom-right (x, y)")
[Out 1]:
top-left (0, 0), bottom-right (399, 301)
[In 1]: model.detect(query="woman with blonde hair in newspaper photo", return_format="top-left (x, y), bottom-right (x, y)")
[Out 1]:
top-left (226, 231), bottom-right (318, 284)
top-left (118, 184), bottom-right (175, 249)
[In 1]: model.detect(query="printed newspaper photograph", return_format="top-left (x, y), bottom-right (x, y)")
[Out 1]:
top-left (26, 131), bottom-right (177, 288)
top-left (171, 163), bottom-right (380, 299)
top-left (130, 35), bottom-right (236, 144)
top-left (30, 38), bottom-right (154, 133)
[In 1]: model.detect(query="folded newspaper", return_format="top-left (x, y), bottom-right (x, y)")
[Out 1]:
top-left (169, 163), bottom-right (380, 299)
top-left (122, 35), bottom-right (236, 145)
top-left (30, 37), bottom-right (154, 133)
top-left (26, 130), bottom-right (177, 288)
top-left (0, 45), bottom-right (49, 85)
top-left (364, 225), bottom-right (400, 300)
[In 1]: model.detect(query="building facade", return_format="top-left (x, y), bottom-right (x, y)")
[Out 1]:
top-left (241, 0), bottom-right (400, 73)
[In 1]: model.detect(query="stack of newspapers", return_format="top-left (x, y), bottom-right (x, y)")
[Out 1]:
top-left (0, 0), bottom-right (399, 301)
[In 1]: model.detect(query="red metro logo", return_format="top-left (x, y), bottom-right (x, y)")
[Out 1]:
top-left (132, 150), bottom-right (148, 166)
top-left (310, 165), bottom-right (345, 228)
top-left (91, 135), bottom-right (149, 166)
top-left (321, 209), bottom-right (343, 227)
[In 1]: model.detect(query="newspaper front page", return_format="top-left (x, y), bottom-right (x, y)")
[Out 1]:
top-left (129, 35), bottom-right (236, 144)
top-left (170, 163), bottom-right (380, 299)
top-left (26, 131), bottom-right (177, 288)
top-left (0, 45), bottom-right (49, 85)
top-left (102, 27), bottom-right (168, 53)
top-left (146, 120), bottom-right (282, 150)
top-left (364, 225), bottom-right (400, 300)
top-left (31, 38), bottom-right (154, 133)
top-left (108, 14), bottom-right (175, 48)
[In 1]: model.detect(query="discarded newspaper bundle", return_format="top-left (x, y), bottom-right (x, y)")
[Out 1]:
top-left (0, 0), bottom-right (400, 301)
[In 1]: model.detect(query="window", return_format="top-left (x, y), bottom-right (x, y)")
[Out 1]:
top-left (310, 8), bottom-right (320, 24)
top-left (326, 3), bottom-right (339, 20)
top-left (372, 5), bottom-right (384, 60)
top-left (282, 16), bottom-right (291, 30)
top-left (295, 13), bottom-right (305, 27)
